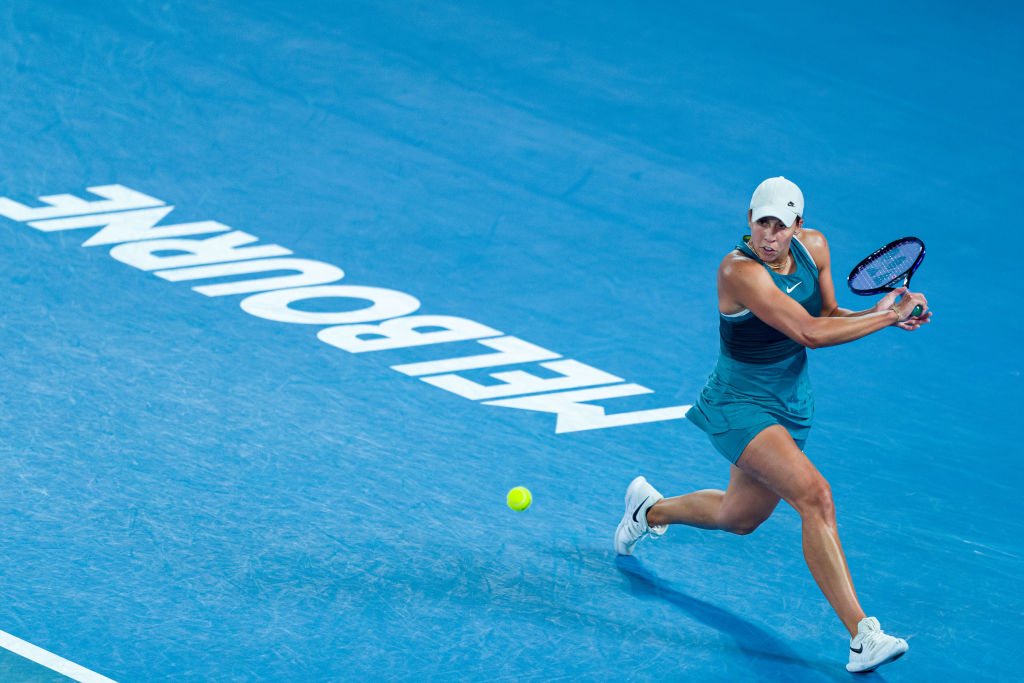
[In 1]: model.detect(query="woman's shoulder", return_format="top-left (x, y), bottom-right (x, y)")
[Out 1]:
top-left (796, 227), bottom-right (828, 249)
top-left (718, 248), bottom-right (769, 285)
top-left (719, 246), bottom-right (755, 269)
top-left (795, 228), bottom-right (830, 266)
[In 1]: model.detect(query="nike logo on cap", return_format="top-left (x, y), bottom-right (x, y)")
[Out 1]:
top-left (786, 281), bottom-right (802, 293)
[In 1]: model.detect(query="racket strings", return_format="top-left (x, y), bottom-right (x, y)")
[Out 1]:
top-left (852, 243), bottom-right (921, 289)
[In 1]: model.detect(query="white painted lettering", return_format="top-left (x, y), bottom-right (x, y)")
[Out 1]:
top-left (391, 336), bottom-right (560, 377)
top-left (483, 384), bottom-right (691, 433)
top-left (422, 359), bottom-right (624, 400)
top-left (240, 285), bottom-right (421, 325)
top-left (29, 206), bottom-right (230, 247)
top-left (155, 257), bottom-right (342, 296)
top-left (0, 185), bottom-right (164, 221)
top-left (2, 183), bottom-right (689, 435)
top-left (111, 231), bottom-right (291, 271)
top-left (317, 315), bottom-right (503, 353)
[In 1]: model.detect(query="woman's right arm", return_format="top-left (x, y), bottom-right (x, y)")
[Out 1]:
top-left (719, 258), bottom-right (928, 349)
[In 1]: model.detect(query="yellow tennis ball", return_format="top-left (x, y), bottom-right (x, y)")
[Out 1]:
top-left (506, 486), bottom-right (532, 511)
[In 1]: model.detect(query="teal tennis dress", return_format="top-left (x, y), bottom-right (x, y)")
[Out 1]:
top-left (686, 236), bottom-right (823, 463)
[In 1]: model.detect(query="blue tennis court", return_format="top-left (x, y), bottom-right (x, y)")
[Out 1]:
top-left (1, 1), bottom-right (1021, 680)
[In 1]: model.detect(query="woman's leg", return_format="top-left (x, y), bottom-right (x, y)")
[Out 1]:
top-left (646, 465), bottom-right (781, 535)
top-left (733, 425), bottom-right (865, 637)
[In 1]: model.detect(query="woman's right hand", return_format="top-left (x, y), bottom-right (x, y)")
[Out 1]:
top-left (891, 288), bottom-right (931, 330)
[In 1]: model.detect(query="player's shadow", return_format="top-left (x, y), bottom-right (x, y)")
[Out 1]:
top-left (614, 555), bottom-right (886, 682)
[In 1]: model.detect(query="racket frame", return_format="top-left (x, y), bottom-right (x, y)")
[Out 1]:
top-left (847, 236), bottom-right (926, 295)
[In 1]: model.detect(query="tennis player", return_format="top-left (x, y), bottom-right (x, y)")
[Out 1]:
top-left (614, 177), bottom-right (930, 673)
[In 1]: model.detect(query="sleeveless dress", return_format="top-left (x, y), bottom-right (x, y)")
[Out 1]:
top-left (686, 235), bottom-right (823, 463)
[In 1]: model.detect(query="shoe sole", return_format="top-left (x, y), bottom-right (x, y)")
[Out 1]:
top-left (847, 648), bottom-right (906, 673)
top-left (614, 477), bottom-right (648, 555)
top-left (613, 521), bottom-right (632, 555)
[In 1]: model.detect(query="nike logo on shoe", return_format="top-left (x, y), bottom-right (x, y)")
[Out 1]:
top-left (632, 496), bottom-right (650, 522)
top-left (786, 281), bottom-right (802, 293)
top-left (850, 645), bottom-right (863, 654)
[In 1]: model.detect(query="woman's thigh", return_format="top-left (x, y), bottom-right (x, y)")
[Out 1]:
top-left (718, 464), bottom-right (782, 531)
top-left (735, 424), bottom-right (828, 510)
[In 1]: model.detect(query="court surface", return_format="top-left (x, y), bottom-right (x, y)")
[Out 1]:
top-left (1, 1), bottom-right (1021, 680)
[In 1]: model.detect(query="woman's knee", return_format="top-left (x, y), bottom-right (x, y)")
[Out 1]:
top-left (719, 512), bottom-right (770, 535)
top-left (794, 478), bottom-right (835, 521)
top-left (726, 520), bottom-right (762, 535)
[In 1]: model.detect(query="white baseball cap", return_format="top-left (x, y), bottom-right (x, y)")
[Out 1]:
top-left (750, 176), bottom-right (804, 226)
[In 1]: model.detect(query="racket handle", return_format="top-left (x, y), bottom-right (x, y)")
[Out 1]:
top-left (911, 304), bottom-right (922, 317)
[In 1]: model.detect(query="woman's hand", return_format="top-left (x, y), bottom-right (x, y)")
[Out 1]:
top-left (875, 287), bottom-right (931, 330)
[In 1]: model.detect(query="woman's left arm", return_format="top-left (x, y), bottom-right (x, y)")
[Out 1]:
top-left (804, 229), bottom-right (931, 330)
top-left (802, 229), bottom-right (874, 319)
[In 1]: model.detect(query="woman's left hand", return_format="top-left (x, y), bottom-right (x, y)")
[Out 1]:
top-left (873, 287), bottom-right (932, 330)
top-left (873, 288), bottom-right (904, 314)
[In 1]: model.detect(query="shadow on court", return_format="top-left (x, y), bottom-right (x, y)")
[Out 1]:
top-left (614, 555), bottom-right (885, 682)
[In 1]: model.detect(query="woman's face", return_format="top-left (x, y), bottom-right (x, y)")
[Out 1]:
top-left (747, 210), bottom-right (802, 262)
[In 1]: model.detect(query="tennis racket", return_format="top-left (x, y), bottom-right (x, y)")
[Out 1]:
top-left (847, 237), bottom-right (925, 317)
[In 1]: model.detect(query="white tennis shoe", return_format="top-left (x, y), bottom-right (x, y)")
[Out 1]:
top-left (846, 617), bottom-right (908, 673)
top-left (614, 476), bottom-right (667, 555)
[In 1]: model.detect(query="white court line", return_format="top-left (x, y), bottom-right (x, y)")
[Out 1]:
top-left (0, 629), bottom-right (117, 683)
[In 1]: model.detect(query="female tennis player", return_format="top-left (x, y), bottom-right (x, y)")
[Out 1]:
top-left (614, 177), bottom-right (930, 674)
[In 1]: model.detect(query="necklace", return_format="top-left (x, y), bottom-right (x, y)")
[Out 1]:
top-left (765, 252), bottom-right (790, 272)
top-left (748, 240), bottom-right (790, 272)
